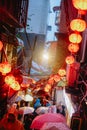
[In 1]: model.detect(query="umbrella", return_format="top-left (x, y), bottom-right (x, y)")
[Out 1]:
top-left (40, 122), bottom-right (71, 130)
top-left (15, 96), bottom-right (24, 102)
top-left (24, 94), bottom-right (33, 102)
top-left (18, 106), bottom-right (34, 115)
top-left (35, 106), bottom-right (49, 114)
top-left (30, 113), bottom-right (66, 129)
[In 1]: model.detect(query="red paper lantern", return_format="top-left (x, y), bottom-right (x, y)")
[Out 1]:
top-left (53, 74), bottom-right (61, 82)
top-left (0, 62), bottom-right (11, 75)
top-left (0, 41), bottom-right (3, 51)
top-left (58, 69), bottom-right (66, 76)
top-left (5, 74), bottom-right (20, 90)
top-left (72, 0), bottom-right (87, 10)
top-left (44, 84), bottom-right (51, 92)
top-left (5, 75), bottom-right (15, 85)
top-left (9, 81), bottom-right (20, 91)
top-left (69, 33), bottom-right (82, 44)
top-left (21, 83), bottom-right (30, 88)
top-left (48, 78), bottom-right (54, 85)
top-left (70, 19), bottom-right (86, 32)
top-left (65, 55), bottom-right (75, 64)
top-left (68, 43), bottom-right (79, 53)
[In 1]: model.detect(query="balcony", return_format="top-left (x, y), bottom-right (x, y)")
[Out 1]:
top-left (0, 0), bottom-right (28, 28)
top-left (53, 6), bottom-right (61, 26)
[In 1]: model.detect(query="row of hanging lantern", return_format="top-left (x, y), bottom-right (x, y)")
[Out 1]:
top-left (0, 41), bottom-right (23, 91)
top-left (41, 0), bottom-right (87, 89)
top-left (0, 40), bottom-right (67, 93)
top-left (43, 68), bottom-right (67, 93)
top-left (65, 0), bottom-right (87, 65)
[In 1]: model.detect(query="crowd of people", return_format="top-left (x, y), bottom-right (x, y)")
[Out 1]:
top-left (0, 97), bottom-right (67, 130)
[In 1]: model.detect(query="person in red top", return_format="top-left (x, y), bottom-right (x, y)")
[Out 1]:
top-left (0, 107), bottom-right (24, 130)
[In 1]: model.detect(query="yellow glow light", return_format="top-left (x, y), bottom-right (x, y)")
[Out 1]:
top-left (43, 53), bottom-right (49, 60)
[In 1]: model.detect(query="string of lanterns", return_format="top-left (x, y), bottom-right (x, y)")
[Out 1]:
top-left (0, 0), bottom-right (87, 93)
top-left (65, 0), bottom-right (87, 65)
top-left (0, 40), bottom-right (67, 96)
top-left (0, 41), bottom-right (23, 91)
top-left (54, 1), bottom-right (87, 82)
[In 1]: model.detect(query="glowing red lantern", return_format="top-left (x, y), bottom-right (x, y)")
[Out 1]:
top-left (69, 33), bottom-right (82, 44)
top-left (44, 84), bottom-right (51, 92)
top-left (58, 69), bottom-right (66, 76)
top-left (5, 75), bottom-right (15, 85)
top-left (5, 74), bottom-right (20, 90)
top-left (0, 41), bottom-right (3, 51)
top-left (21, 83), bottom-right (30, 88)
top-left (70, 19), bottom-right (86, 32)
top-left (65, 55), bottom-right (75, 64)
top-left (72, 0), bottom-right (87, 10)
top-left (53, 74), bottom-right (61, 82)
top-left (0, 62), bottom-right (11, 75)
top-left (9, 81), bottom-right (20, 91)
top-left (68, 43), bottom-right (79, 53)
top-left (48, 77), bottom-right (54, 85)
